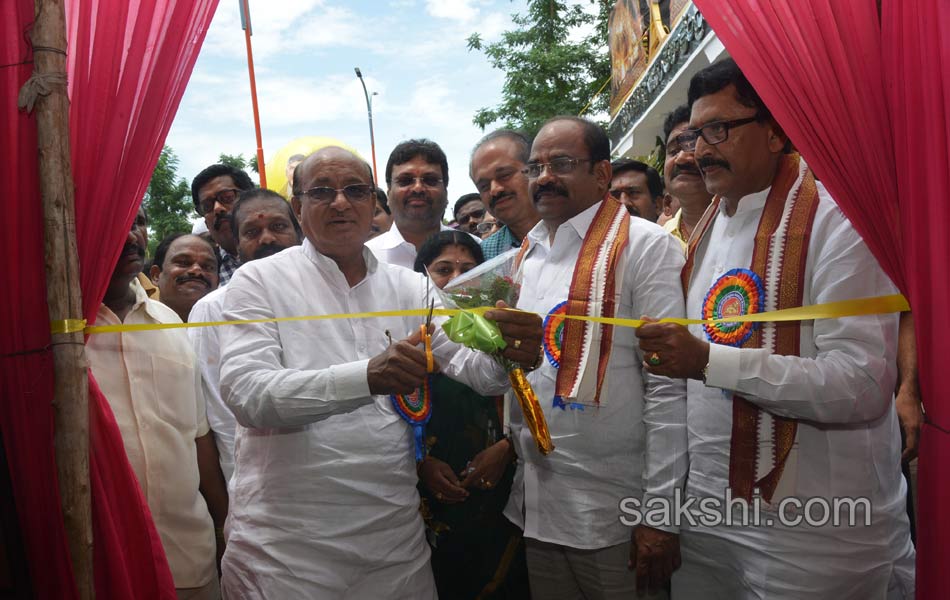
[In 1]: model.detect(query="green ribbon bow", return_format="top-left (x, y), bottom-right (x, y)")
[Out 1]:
top-left (442, 310), bottom-right (507, 354)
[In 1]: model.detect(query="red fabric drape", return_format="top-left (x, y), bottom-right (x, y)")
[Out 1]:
top-left (883, 1), bottom-right (950, 596)
top-left (1, 0), bottom-right (217, 596)
top-left (693, 0), bottom-right (949, 597)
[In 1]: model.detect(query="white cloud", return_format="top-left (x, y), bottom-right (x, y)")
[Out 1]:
top-left (425, 0), bottom-right (479, 22)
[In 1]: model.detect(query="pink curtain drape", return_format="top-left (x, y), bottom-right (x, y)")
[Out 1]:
top-left (692, 0), bottom-right (949, 597)
top-left (1, 0), bottom-right (217, 596)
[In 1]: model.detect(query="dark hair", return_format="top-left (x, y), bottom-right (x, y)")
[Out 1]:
top-left (376, 187), bottom-right (390, 214)
top-left (542, 116), bottom-right (611, 163)
top-left (287, 154), bottom-right (305, 164)
top-left (663, 104), bottom-right (692, 142)
top-left (191, 164), bottom-right (255, 212)
top-left (230, 188), bottom-right (303, 241)
top-left (453, 193), bottom-right (483, 220)
top-left (687, 58), bottom-right (772, 122)
top-left (471, 129), bottom-right (532, 164)
top-left (385, 139), bottom-right (449, 187)
top-left (292, 148), bottom-right (374, 195)
top-left (153, 233), bottom-right (217, 272)
top-left (610, 159), bottom-right (664, 198)
top-left (413, 230), bottom-right (485, 274)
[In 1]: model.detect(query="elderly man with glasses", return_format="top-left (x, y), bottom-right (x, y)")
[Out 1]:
top-left (217, 145), bottom-right (543, 598)
top-left (191, 164), bottom-right (256, 285)
top-left (366, 138), bottom-right (459, 269)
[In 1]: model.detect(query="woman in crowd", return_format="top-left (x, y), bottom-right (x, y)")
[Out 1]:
top-left (413, 231), bottom-right (530, 600)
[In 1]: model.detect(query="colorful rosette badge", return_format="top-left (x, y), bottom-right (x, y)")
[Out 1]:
top-left (702, 268), bottom-right (765, 347)
top-left (435, 249), bottom-right (554, 456)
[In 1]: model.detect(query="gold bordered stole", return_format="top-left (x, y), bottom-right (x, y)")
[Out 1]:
top-left (684, 154), bottom-right (820, 503)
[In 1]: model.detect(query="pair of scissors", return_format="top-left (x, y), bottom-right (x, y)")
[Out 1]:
top-left (422, 279), bottom-right (434, 373)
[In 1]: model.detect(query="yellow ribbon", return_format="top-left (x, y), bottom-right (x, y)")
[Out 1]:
top-left (67, 294), bottom-right (908, 336)
top-left (50, 319), bottom-right (88, 334)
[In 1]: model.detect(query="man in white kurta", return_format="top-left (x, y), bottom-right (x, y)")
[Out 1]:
top-left (366, 139), bottom-right (454, 269)
top-left (637, 59), bottom-right (915, 599)
top-left (217, 147), bottom-right (542, 599)
top-left (86, 210), bottom-right (222, 598)
top-left (507, 116), bottom-right (688, 599)
top-left (188, 189), bottom-right (303, 482)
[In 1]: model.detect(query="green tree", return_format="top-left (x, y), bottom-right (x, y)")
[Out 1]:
top-left (467, 0), bottom-right (612, 135)
top-left (143, 146), bottom-right (192, 256)
top-left (218, 153), bottom-right (248, 170)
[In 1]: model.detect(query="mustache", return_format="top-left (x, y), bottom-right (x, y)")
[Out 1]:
top-left (252, 243), bottom-right (288, 260)
top-left (213, 213), bottom-right (232, 231)
top-left (404, 192), bottom-right (432, 205)
top-left (122, 243), bottom-right (145, 259)
top-left (696, 157), bottom-right (731, 173)
top-left (671, 163), bottom-right (702, 178)
top-left (490, 191), bottom-right (515, 210)
top-left (533, 182), bottom-right (569, 202)
top-left (175, 274), bottom-right (212, 288)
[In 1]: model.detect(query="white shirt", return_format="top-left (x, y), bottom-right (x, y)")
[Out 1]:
top-left (188, 287), bottom-right (236, 482)
top-left (505, 201), bottom-right (689, 549)
top-left (85, 279), bottom-right (216, 588)
top-left (681, 184), bottom-right (915, 593)
top-left (365, 222), bottom-right (461, 269)
top-left (217, 240), bottom-right (508, 596)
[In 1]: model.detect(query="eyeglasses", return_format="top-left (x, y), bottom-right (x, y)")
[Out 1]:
top-left (198, 188), bottom-right (241, 215)
top-left (392, 174), bottom-right (444, 189)
top-left (457, 209), bottom-right (486, 226)
top-left (522, 157), bottom-right (590, 179)
top-left (297, 184), bottom-right (375, 205)
top-left (476, 220), bottom-right (498, 234)
top-left (675, 116), bottom-right (759, 152)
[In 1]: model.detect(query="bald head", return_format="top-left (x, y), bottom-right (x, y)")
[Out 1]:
top-left (292, 147), bottom-right (373, 196)
top-left (290, 145), bottom-right (377, 268)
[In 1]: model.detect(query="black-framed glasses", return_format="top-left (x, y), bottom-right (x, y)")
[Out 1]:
top-left (298, 184), bottom-right (375, 205)
top-left (198, 188), bottom-right (241, 215)
top-left (522, 157), bottom-right (591, 179)
top-left (392, 174), bottom-right (444, 189)
top-left (457, 209), bottom-right (486, 226)
top-left (675, 116), bottom-right (759, 152)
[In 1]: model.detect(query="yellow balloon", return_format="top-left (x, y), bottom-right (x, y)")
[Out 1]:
top-left (264, 136), bottom-right (365, 199)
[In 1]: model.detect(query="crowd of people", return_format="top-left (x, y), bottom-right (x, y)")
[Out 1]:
top-left (87, 58), bottom-right (919, 599)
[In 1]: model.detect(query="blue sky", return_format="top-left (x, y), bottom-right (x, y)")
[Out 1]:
top-left (165, 0), bottom-right (581, 217)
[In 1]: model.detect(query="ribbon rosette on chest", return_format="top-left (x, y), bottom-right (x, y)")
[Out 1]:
top-left (702, 268), bottom-right (765, 347)
top-left (435, 249), bottom-right (554, 456)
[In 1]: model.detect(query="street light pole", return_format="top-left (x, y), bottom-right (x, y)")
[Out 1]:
top-left (354, 67), bottom-right (379, 185)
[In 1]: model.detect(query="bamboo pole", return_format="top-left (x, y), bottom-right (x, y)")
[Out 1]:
top-left (29, 0), bottom-right (93, 596)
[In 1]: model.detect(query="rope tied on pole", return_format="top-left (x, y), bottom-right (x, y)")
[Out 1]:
top-left (17, 70), bottom-right (67, 112)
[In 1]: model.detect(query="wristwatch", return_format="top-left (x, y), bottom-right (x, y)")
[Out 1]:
top-left (701, 362), bottom-right (710, 384)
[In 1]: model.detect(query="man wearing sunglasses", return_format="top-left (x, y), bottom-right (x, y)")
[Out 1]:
top-left (191, 164), bottom-right (255, 285)
top-left (366, 139), bottom-right (457, 269)
top-left (453, 192), bottom-right (487, 235)
top-left (636, 58), bottom-right (915, 599)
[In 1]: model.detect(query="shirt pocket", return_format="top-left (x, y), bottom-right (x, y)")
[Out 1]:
top-left (149, 353), bottom-right (200, 436)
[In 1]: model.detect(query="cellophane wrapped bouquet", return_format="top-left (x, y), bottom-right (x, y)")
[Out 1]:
top-left (434, 248), bottom-right (554, 455)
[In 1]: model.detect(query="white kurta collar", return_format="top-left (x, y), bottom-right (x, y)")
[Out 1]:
top-left (525, 199), bottom-right (602, 250)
